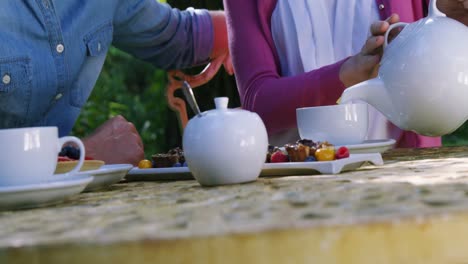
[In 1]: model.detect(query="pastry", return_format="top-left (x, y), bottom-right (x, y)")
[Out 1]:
top-left (284, 143), bottom-right (310, 162)
top-left (152, 154), bottom-right (179, 168)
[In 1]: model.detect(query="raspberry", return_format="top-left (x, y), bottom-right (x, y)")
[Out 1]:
top-left (58, 156), bottom-right (74, 162)
top-left (270, 151), bottom-right (289, 163)
top-left (335, 146), bottom-right (350, 159)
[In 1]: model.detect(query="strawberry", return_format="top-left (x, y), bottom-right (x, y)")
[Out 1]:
top-left (270, 151), bottom-right (289, 163)
top-left (335, 146), bottom-right (350, 159)
top-left (58, 156), bottom-right (94, 161)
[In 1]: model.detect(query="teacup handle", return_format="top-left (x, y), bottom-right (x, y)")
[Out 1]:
top-left (56, 136), bottom-right (85, 176)
top-left (383, 22), bottom-right (409, 49)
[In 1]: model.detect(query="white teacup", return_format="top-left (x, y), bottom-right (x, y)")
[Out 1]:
top-left (296, 103), bottom-right (368, 145)
top-left (0, 127), bottom-right (85, 186)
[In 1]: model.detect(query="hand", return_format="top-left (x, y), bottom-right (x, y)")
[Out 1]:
top-left (82, 115), bottom-right (144, 166)
top-left (209, 11), bottom-right (234, 75)
top-left (437, 0), bottom-right (468, 26)
top-left (339, 14), bottom-right (400, 87)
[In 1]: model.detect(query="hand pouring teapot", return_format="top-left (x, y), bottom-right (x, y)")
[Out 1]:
top-left (340, 0), bottom-right (468, 136)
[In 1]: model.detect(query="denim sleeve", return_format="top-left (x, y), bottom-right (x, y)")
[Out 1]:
top-left (113, 0), bottom-right (213, 70)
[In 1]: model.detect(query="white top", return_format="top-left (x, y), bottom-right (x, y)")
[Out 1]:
top-left (271, 0), bottom-right (389, 144)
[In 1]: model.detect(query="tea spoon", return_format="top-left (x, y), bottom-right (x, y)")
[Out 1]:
top-left (172, 75), bottom-right (202, 117)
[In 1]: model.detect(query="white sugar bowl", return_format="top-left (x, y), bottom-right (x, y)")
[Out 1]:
top-left (183, 97), bottom-right (268, 186)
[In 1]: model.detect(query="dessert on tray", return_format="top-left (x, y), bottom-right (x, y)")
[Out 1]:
top-left (268, 139), bottom-right (350, 163)
top-left (138, 147), bottom-right (187, 169)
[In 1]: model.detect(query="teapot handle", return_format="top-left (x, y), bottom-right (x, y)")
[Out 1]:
top-left (383, 22), bottom-right (409, 50)
top-left (384, 0), bottom-right (446, 49)
top-left (428, 0), bottom-right (446, 18)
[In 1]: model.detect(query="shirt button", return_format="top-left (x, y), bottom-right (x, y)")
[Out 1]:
top-left (56, 44), bottom-right (65, 53)
top-left (54, 93), bottom-right (63, 100)
top-left (378, 4), bottom-right (385, 10)
top-left (2, 74), bottom-right (11, 85)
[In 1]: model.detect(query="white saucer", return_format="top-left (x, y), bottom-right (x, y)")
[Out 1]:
top-left (80, 164), bottom-right (132, 192)
top-left (0, 174), bottom-right (93, 210)
top-left (336, 139), bottom-right (396, 154)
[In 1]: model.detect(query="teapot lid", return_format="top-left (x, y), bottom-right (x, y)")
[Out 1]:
top-left (184, 96), bottom-right (267, 150)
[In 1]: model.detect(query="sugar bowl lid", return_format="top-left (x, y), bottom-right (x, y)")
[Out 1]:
top-left (193, 97), bottom-right (258, 120)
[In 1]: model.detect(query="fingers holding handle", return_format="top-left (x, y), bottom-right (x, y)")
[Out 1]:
top-left (383, 22), bottom-right (409, 49)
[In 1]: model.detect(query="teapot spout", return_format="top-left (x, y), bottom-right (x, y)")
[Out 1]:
top-left (340, 78), bottom-right (397, 121)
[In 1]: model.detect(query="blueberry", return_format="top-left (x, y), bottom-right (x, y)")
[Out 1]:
top-left (58, 147), bottom-right (68, 157)
top-left (68, 147), bottom-right (81, 160)
top-left (61, 145), bottom-right (80, 159)
top-left (305, 156), bottom-right (316, 162)
top-left (60, 145), bottom-right (73, 157)
top-left (173, 162), bottom-right (182, 167)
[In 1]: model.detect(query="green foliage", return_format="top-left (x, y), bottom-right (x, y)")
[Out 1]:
top-left (443, 124), bottom-right (468, 146)
top-left (72, 47), bottom-right (171, 157)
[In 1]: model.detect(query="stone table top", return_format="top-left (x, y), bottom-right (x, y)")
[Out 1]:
top-left (3, 146), bottom-right (468, 264)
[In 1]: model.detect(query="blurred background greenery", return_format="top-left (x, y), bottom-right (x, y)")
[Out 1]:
top-left (72, 0), bottom-right (467, 158)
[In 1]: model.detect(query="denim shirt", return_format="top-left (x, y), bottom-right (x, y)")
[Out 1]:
top-left (0, 0), bottom-right (213, 136)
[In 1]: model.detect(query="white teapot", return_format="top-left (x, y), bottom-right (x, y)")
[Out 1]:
top-left (340, 0), bottom-right (468, 136)
top-left (183, 97), bottom-right (268, 186)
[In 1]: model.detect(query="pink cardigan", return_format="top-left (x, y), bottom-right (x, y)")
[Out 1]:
top-left (224, 0), bottom-right (441, 148)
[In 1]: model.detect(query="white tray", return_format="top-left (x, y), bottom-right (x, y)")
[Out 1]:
top-left (125, 153), bottom-right (383, 181)
top-left (261, 153), bottom-right (383, 176)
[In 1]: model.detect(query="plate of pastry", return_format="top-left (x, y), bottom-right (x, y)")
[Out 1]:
top-left (261, 153), bottom-right (383, 177)
top-left (125, 142), bottom-right (384, 181)
top-left (126, 153), bottom-right (382, 181)
top-left (126, 147), bottom-right (193, 181)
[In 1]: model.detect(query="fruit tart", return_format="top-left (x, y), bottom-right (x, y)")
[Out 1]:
top-left (55, 145), bottom-right (105, 174)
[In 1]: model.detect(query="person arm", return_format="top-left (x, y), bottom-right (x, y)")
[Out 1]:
top-left (224, 0), bottom-right (347, 135)
top-left (223, 0), bottom-right (395, 135)
top-left (113, 0), bottom-right (231, 72)
top-left (81, 1), bottom-right (235, 165)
